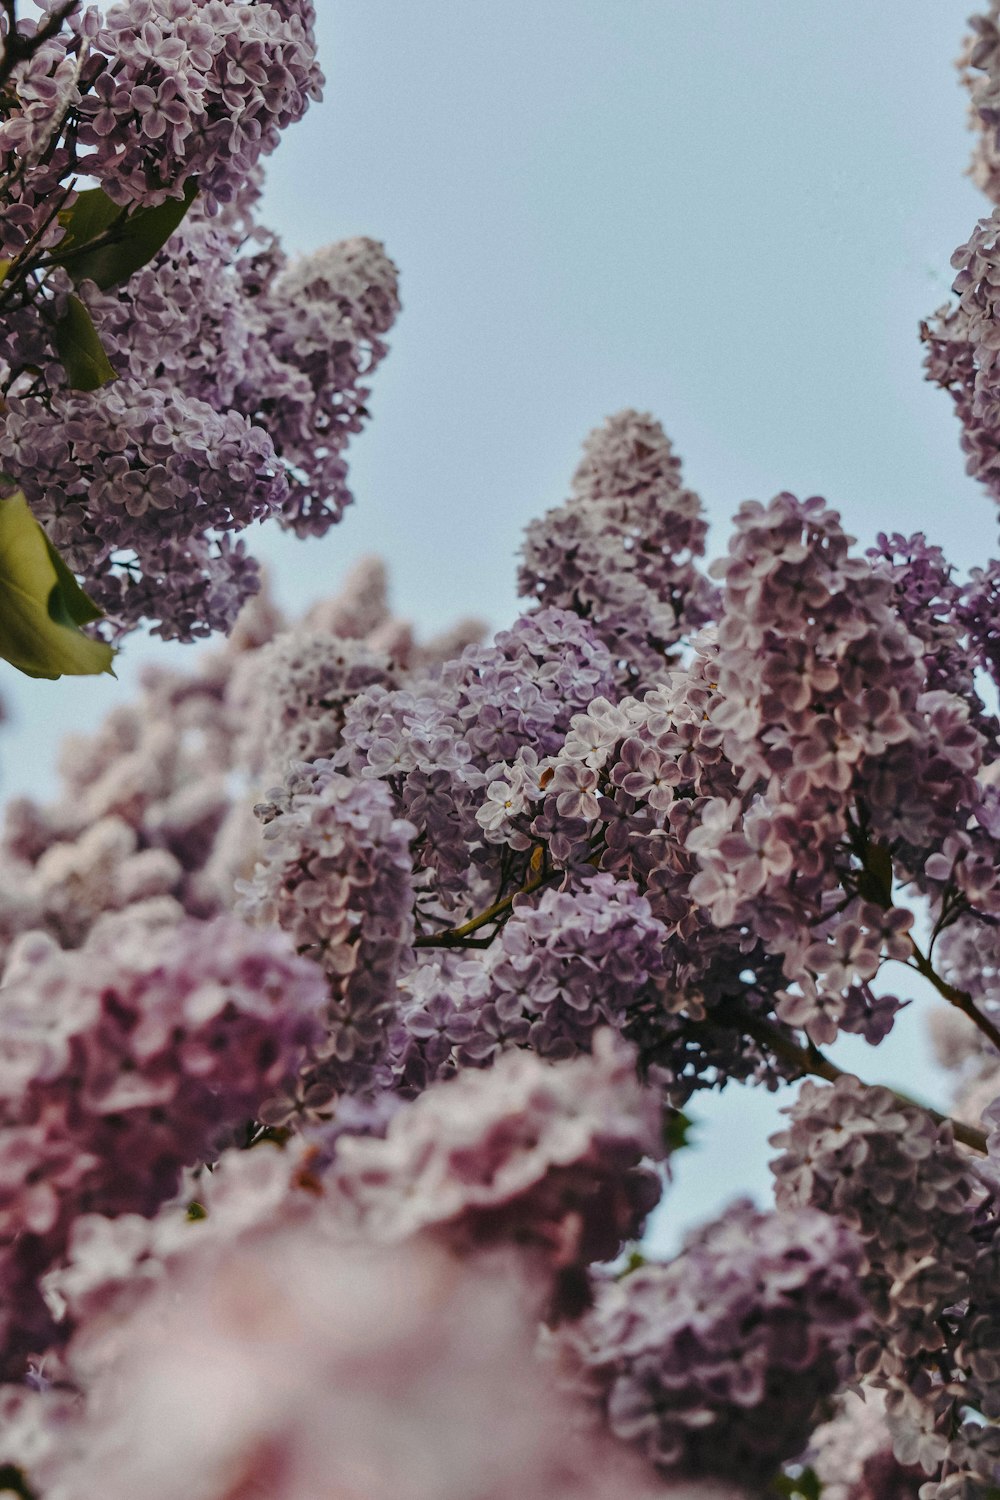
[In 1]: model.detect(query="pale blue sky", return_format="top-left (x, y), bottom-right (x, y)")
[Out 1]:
top-left (3, 1), bottom-right (993, 1243)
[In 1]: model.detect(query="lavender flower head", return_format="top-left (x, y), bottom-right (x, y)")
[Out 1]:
top-left (563, 1199), bottom-right (867, 1487)
top-left (520, 410), bottom-right (715, 690)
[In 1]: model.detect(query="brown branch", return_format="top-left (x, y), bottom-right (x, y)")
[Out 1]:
top-left (907, 936), bottom-right (1000, 1055)
top-left (728, 1004), bottom-right (988, 1156)
top-left (0, 0), bottom-right (79, 91)
top-left (414, 859), bottom-right (558, 949)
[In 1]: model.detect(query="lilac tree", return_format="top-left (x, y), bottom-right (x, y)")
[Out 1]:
top-left (7, 3), bottom-right (1000, 1499)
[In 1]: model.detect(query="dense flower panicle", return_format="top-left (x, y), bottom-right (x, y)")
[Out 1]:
top-left (676, 492), bottom-right (988, 1043)
top-left (239, 769), bottom-right (416, 1109)
top-left (0, 914), bottom-right (325, 1373)
top-left (337, 608), bottom-right (619, 903)
top-left (478, 873), bottom-right (671, 1061)
top-left (770, 1077), bottom-right (1000, 1495)
top-left (868, 532), bottom-right (997, 748)
top-left (519, 411), bottom-right (715, 691)
top-left (962, 3), bottom-right (1000, 203)
top-left (923, 211), bottom-right (1000, 504)
top-left (0, 8), bottom-right (394, 644)
top-left (563, 1200), bottom-right (868, 1486)
top-left (331, 1033), bottom-right (664, 1310)
top-left (771, 1078), bottom-right (983, 1322)
top-left (258, 237), bottom-right (402, 535)
top-left (89, 226), bottom-right (401, 544)
top-left (83, 213), bottom-right (273, 413)
top-left (0, 563), bottom-right (480, 969)
top-left (0, 381), bottom-right (288, 638)
top-left (74, 0), bottom-right (323, 210)
top-left (0, 17), bottom-right (83, 261)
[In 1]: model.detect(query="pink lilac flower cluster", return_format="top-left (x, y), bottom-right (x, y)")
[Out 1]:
top-left (0, 913), bottom-right (325, 1376)
top-left (561, 1199), bottom-right (868, 1487)
top-left (0, 1039), bottom-right (690, 1500)
top-left (40, 1225), bottom-right (687, 1500)
top-left (331, 1031), bottom-right (663, 1317)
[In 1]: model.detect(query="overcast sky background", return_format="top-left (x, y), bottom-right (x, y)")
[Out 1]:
top-left (3, 0), bottom-right (996, 1246)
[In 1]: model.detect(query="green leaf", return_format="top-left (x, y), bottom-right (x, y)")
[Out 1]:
top-left (664, 1108), bottom-right (697, 1154)
top-left (616, 1248), bottom-right (647, 1278)
top-left (0, 493), bottom-right (115, 679)
top-left (56, 186), bottom-right (123, 252)
top-left (52, 294), bottom-right (118, 391)
top-left (772, 1467), bottom-right (822, 1500)
top-left (52, 179), bottom-right (199, 291)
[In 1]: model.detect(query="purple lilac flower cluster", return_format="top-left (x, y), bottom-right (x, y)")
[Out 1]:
top-left (0, 563), bottom-right (479, 970)
top-left (562, 1199), bottom-right (868, 1487)
top-left (479, 872), bottom-right (671, 1059)
top-left (0, 19), bottom-right (83, 261)
top-left (519, 410), bottom-right (717, 691)
top-left (74, 0), bottom-right (323, 211)
top-left (0, 1), bottom-right (399, 641)
top-left (337, 608), bottom-right (619, 906)
top-left (7, 7), bottom-right (1000, 1495)
top-left (1, 381), bottom-right (288, 636)
top-left (961, 2), bottom-right (1000, 203)
top-left (771, 1076), bottom-right (1000, 1495)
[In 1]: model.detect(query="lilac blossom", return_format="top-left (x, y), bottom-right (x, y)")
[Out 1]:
top-left (74, 0), bottom-right (323, 211)
top-left (0, 913), bottom-right (325, 1375)
top-left (563, 1199), bottom-right (868, 1487)
top-left (331, 1032), bottom-right (664, 1314)
top-left (520, 410), bottom-right (716, 690)
top-left (238, 768), bottom-right (416, 1110)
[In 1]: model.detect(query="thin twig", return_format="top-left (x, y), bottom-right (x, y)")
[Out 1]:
top-left (726, 1003), bottom-right (988, 1155)
top-left (413, 859), bottom-right (558, 949)
top-left (0, 0), bottom-right (79, 91)
top-left (906, 936), bottom-right (1000, 1054)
